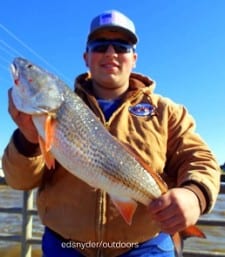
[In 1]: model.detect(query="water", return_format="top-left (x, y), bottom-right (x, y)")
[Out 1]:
top-left (0, 185), bottom-right (224, 256)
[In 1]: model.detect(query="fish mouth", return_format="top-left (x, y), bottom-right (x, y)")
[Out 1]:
top-left (10, 62), bottom-right (18, 77)
top-left (10, 62), bottom-right (20, 85)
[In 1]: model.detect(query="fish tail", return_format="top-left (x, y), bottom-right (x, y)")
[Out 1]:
top-left (172, 225), bottom-right (205, 257)
top-left (180, 225), bottom-right (206, 239)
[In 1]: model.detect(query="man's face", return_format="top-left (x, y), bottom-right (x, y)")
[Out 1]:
top-left (83, 30), bottom-right (137, 91)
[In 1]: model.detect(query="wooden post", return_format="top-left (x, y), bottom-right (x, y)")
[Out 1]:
top-left (21, 190), bottom-right (34, 257)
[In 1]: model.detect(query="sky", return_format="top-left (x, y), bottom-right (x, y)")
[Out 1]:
top-left (0, 0), bottom-right (224, 165)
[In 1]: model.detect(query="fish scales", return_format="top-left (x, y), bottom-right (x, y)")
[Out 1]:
top-left (11, 57), bottom-right (167, 224)
top-left (40, 85), bottom-right (162, 203)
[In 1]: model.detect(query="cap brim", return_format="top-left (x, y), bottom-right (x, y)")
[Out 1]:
top-left (87, 26), bottom-right (138, 44)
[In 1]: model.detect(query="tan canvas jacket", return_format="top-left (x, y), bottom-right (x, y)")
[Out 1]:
top-left (2, 72), bottom-right (221, 257)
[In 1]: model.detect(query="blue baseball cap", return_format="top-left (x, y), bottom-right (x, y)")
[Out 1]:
top-left (87, 10), bottom-right (138, 44)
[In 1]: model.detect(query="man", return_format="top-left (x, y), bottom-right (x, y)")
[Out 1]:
top-left (2, 10), bottom-right (220, 257)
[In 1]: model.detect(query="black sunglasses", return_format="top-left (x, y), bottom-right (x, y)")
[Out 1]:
top-left (87, 40), bottom-right (135, 54)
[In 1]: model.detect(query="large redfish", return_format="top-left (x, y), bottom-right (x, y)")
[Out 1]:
top-left (10, 58), bottom-right (205, 241)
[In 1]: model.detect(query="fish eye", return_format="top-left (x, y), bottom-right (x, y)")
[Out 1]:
top-left (27, 64), bottom-right (33, 69)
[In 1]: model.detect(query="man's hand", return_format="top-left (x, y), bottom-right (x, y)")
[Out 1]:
top-left (8, 88), bottom-right (39, 144)
top-left (148, 188), bottom-right (201, 234)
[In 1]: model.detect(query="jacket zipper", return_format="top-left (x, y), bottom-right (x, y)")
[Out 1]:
top-left (96, 189), bottom-right (106, 257)
top-left (85, 90), bottom-right (144, 256)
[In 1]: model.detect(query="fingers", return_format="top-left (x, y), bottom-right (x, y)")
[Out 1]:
top-left (149, 191), bottom-right (182, 234)
top-left (149, 192), bottom-right (173, 215)
top-left (149, 200), bottom-right (186, 234)
top-left (149, 198), bottom-right (164, 213)
top-left (148, 188), bottom-right (201, 234)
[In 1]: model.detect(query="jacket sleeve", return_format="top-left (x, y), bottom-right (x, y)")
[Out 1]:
top-left (2, 129), bottom-right (45, 190)
top-left (164, 100), bottom-right (221, 214)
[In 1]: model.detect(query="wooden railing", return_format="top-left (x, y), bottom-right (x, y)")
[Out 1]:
top-left (0, 174), bottom-right (224, 257)
top-left (0, 176), bottom-right (41, 257)
top-left (183, 173), bottom-right (225, 257)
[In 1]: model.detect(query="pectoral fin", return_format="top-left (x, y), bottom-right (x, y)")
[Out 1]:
top-left (39, 136), bottom-right (55, 169)
top-left (44, 114), bottom-right (56, 152)
top-left (38, 114), bottom-right (56, 170)
top-left (110, 195), bottom-right (138, 225)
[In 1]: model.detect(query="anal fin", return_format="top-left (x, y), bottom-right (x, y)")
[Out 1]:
top-left (110, 195), bottom-right (138, 226)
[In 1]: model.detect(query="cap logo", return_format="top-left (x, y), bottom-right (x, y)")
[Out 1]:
top-left (129, 103), bottom-right (156, 117)
top-left (100, 13), bottom-right (114, 25)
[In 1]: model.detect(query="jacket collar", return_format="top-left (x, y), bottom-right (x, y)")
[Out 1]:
top-left (74, 72), bottom-right (156, 98)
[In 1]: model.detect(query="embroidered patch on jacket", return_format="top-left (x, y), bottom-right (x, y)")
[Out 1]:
top-left (129, 103), bottom-right (156, 117)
